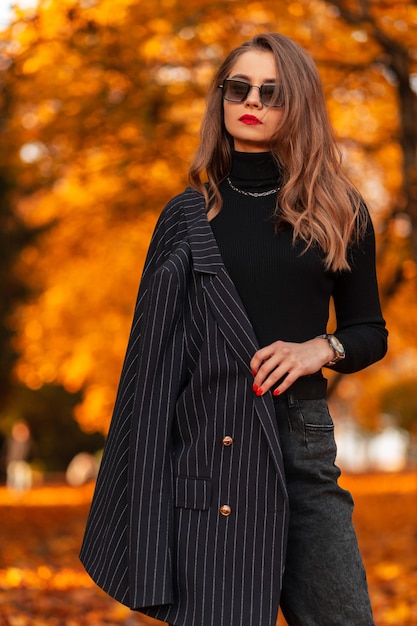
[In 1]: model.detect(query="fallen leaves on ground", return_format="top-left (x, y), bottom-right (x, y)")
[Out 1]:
top-left (0, 473), bottom-right (416, 626)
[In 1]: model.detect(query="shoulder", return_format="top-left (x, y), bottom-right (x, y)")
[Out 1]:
top-left (152, 187), bottom-right (195, 235)
top-left (161, 186), bottom-right (205, 216)
top-left (145, 187), bottom-right (205, 279)
top-left (358, 200), bottom-right (377, 243)
top-left (153, 187), bottom-right (206, 247)
top-left (344, 200), bottom-right (378, 271)
top-left (349, 196), bottom-right (376, 246)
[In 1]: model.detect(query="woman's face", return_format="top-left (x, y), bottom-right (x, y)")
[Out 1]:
top-left (223, 49), bottom-right (284, 153)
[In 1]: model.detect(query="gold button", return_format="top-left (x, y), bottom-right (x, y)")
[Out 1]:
top-left (219, 504), bottom-right (232, 517)
top-left (222, 436), bottom-right (233, 446)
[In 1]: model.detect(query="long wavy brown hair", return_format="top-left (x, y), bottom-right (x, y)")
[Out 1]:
top-left (189, 33), bottom-right (367, 272)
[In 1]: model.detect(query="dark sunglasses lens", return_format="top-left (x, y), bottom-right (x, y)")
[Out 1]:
top-left (224, 80), bottom-right (249, 102)
top-left (261, 84), bottom-right (284, 107)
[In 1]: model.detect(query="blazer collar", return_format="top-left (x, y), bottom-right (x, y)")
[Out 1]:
top-left (181, 186), bottom-right (224, 275)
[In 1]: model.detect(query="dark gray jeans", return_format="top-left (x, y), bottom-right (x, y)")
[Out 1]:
top-left (275, 392), bottom-right (375, 626)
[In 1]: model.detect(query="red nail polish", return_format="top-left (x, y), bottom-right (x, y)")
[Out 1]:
top-left (256, 388), bottom-right (263, 396)
top-left (273, 389), bottom-right (280, 396)
top-left (251, 370), bottom-right (257, 376)
top-left (253, 384), bottom-right (258, 392)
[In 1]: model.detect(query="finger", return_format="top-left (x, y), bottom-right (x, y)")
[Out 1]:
top-left (250, 345), bottom-right (275, 373)
top-left (252, 354), bottom-right (282, 389)
top-left (254, 345), bottom-right (293, 385)
top-left (273, 373), bottom-right (299, 396)
top-left (253, 362), bottom-right (295, 395)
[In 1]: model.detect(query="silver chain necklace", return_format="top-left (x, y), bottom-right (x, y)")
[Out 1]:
top-left (226, 177), bottom-right (280, 198)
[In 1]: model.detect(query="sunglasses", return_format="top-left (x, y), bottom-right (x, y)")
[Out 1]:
top-left (219, 78), bottom-right (285, 108)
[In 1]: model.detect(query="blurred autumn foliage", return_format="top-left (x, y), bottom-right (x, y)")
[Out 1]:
top-left (0, 0), bottom-right (416, 452)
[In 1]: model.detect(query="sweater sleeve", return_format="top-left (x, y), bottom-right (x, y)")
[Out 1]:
top-left (330, 210), bottom-right (388, 374)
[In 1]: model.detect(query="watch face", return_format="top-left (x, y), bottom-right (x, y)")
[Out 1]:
top-left (329, 335), bottom-right (344, 355)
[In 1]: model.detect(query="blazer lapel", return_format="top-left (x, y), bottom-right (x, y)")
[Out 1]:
top-left (203, 268), bottom-right (259, 374)
top-left (182, 187), bottom-right (260, 373)
top-left (182, 189), bottom-right (287, 492)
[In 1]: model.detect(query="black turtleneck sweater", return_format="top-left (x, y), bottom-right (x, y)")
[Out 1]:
top-left (209, 151), bottom-right (387, 374)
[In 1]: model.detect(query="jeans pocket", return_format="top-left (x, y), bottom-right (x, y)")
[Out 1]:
top-left (296, 399), bottom-right (337, 456)
top-left (299, 398), bottom-right (334, 428)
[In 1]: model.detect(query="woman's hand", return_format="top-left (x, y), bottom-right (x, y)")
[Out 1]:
top-left (250, 337), bottom-right (335, 396)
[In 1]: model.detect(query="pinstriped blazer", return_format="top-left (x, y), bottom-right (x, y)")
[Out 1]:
top-left (80, 186), bottom-right (289, 626)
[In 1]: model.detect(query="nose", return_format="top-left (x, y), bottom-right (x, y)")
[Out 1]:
top-left (245, 85), bottom-right (262, 108)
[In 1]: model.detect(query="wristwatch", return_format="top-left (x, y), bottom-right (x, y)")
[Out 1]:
top-left (318, 334), bottom-right (345, 366)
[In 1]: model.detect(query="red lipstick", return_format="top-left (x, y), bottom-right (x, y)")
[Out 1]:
top-left (239, 115), bottom-right (262, 125)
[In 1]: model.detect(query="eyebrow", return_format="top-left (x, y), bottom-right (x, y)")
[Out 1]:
top-left (230, 73), bottom-right (277, 83)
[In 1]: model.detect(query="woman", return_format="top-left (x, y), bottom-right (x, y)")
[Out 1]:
top-left (80, 33), bottom-right (387, 626)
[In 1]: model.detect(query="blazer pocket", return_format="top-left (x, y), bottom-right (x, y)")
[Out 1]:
top-left (175, 476), bottom-right (212, 510)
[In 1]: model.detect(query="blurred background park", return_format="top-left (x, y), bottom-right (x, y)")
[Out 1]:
top-left (0, 0), bottom-right (416, 624)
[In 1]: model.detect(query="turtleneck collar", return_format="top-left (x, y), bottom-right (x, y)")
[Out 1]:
top-left (229, 151), bottom-right (282, 190)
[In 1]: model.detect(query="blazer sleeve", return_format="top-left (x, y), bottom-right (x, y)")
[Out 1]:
top-left (80, 199), bottom-right (189, 609)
